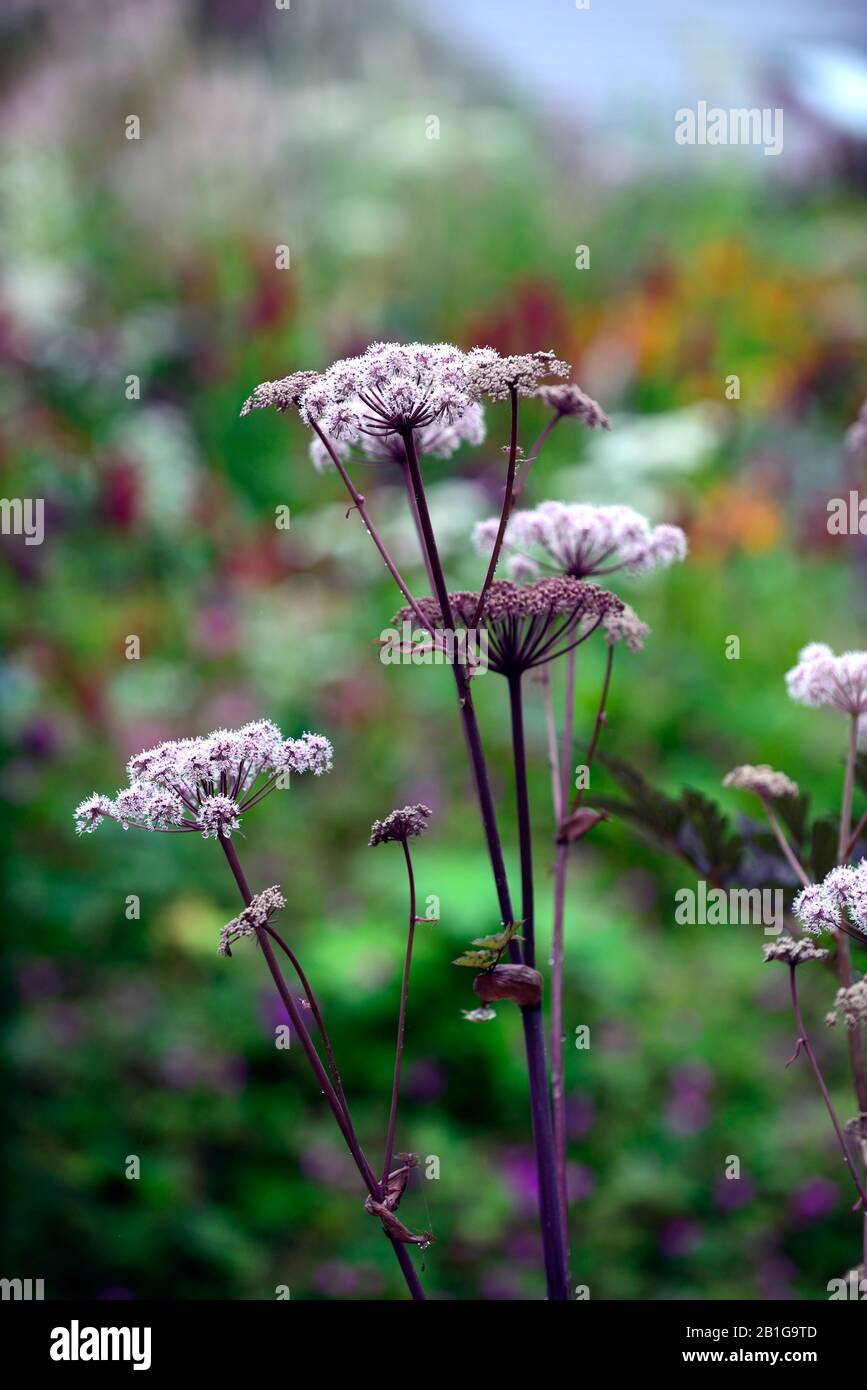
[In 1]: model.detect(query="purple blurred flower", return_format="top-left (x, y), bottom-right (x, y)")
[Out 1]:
top-left (565, 1091), bottom-right (595, 1139)
top-left (790, 1177), bottom-right (838, 1225)
top-left (714, 1174), bottom-right (756, 1212)
top-left (659, 1219), bottom-right (701, 1258)
top-left (566, 1162), bottom-right (595, 1203)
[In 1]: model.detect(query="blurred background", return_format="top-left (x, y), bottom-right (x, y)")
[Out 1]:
top-left (2, 0), bottom-right (867, 1301)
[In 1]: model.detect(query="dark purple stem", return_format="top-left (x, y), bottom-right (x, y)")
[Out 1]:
top-left (513, 411), bottom-right (560, 501)
top-left (508, 673), bottom-right (536, 970)
top-left (382, 838), bottom-right (418, 1181)
top-left (788, 964), bottom-right (867, 1210)
top-left (217, 833), bottom-right (427, 1301)
top-left (471, 385), bottom-right (519, 627)
top-left (375, 427), bottom-right (569, 1298)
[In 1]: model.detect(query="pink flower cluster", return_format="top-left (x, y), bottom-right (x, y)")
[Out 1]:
top-left (473, 501), bottom-right (687, 582)
top-left (242, 342), bottom-right (574, 467)
top-left (792, 865), bottom-right (867, 938)
top-left (785, 643), bottom-right (867, 716)
top-left (74, 720), bottom-right (333, 838)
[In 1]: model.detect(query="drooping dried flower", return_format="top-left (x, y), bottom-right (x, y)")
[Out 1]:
top-left (534, 384), bottom-right (610, 428)
top-left (762, 937), bottom-right (831, 965)
top-left (74, 721), bottom-right (333, 838)
top-left (393, 577), bottom-right (623, 677)
top-left (472, 501), bottom-right (687, 583)
top-left (218, 886), bottom-right (287, 957)
top-left (369, 804), bottom-right (432, 846)
top-left (785, 643), bottom-right (867, 716)
top-left (723, 764), bottom-right (800, 799)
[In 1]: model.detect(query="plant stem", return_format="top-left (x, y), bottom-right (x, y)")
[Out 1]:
top-left (550, 646), bottom-right (577, 1239)
top-left (400, 429), bottom-right (569, 1299)
top-left (758, 797), bottom-right (811, 889)
top-left (309, 420), bottom-right (448, 659)
top-left (508, 669), bottom-right (573, 1297)
top-left (263, 922), bottom-right (349, 1119)
top-left (513, 413), bottom-right (560, 500)
top-left (217, 833), bottom-right (426, 1301)
top-left (508, 674), bottom-right (536, 970)
top-left (788, 965), bottom-right (867, 1210)
top-left (539, 669), bottom-right (562, 822)
top-left (471, 386), bottom-right (519, 628)
top-left (837, 716), bottom-right (867, 1113)
top-left (570, 645), bottom-right (614, 815)
top-left (382, 839), bottom-right (418, 1182)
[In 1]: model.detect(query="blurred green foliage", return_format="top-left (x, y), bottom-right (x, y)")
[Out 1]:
top-left (2, 0), bottom-right (867, 1300)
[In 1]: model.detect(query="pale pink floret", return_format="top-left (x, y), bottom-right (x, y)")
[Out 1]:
top-left (792, 864), bottom-right (867, 938)
top-left (244, 341), bottom-right (569, 469)
top-left (75, 721), bottom-right (333, 837)
top-left (473, 501), bottom-right (687, 583)
top-left (792, 883), bottom-right (842, 936)
top-left (785, 643), bottom-right (867, 715)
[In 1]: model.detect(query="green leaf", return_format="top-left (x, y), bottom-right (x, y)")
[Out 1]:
top-left (681, 788), bottom-right (743, 879)
top-left (596, 753), bottom-right (683, 841)
top-left (471, 922), bottom-right (520, 950)
top-left (452, 950), bottom-right (497, 969)
top-left (810, 815), bottom-right (839, 882)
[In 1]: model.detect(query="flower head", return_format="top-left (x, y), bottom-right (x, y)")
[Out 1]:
top-left (369, 804), bottom-right (432, 847)
top-left (465, 347), bottom-right (570, 401)
top-left (240, 372), bottom-right (322, 416)
top-left (74, 794), bottom-right (116, 835)
top-left (602, 602), bottom-right (650, 652)
top-left (218, 885), bottom-right (286, 957)
top-left (723, 764), bottom-right (800, 800)
top-left (763, 937), bottom-right (831, 965)
top-left (534, 384), bottom-right (610, 429)
top-left (785, 643), bottom-right (867, 716)
top-left (472, 501), bottom-right (687, 583)
top-left (826, 979), bottom-right (867, 1029)
top-left (74, 721), bottom-right (332, 838)
top-left (242, 341), bottom-right (572, 468)
top-left (792, 883), bottom-right (843, 936)
top-left (394, 577), bottom-right (622, 677)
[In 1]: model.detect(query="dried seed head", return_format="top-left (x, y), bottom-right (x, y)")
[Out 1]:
top-left (763, 936), bottom-right (831, 965)
top-left (723, 764), bottom-right (800, 800)
top-left (394, 577), bottom-right (623, 676)
top-left (369, 804), bottom-right (432, 846)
